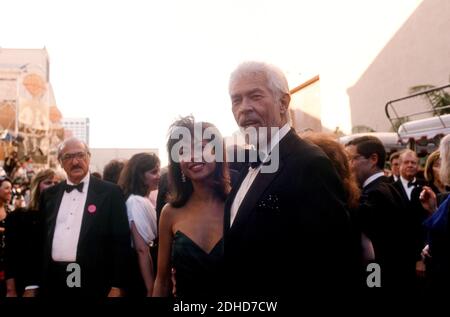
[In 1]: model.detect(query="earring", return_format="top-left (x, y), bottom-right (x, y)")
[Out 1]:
top-left (181, 171), bottom-right (186, 183)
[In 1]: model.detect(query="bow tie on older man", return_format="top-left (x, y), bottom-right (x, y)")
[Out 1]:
top-left (65, 182), bottom-right (84, 193)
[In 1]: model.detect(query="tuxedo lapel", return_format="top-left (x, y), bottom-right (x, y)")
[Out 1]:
top-left (224, 167), bottom-right (250, 230)
top-left (230, 163), bottom-right (283, 232)
top-left (228, 130), bottom-right (298, 232)
top-left (77, 177), bottom-right (107, 253)
top-left (394, 179), bottom-right (409, 201)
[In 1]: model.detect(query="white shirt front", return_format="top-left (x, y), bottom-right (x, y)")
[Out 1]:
top-left (51, 173), bottom-right (90, 262)
top-left (230, 123), bottom-right (291, 226)
top-left (400, 176), bottom-right (416, 201)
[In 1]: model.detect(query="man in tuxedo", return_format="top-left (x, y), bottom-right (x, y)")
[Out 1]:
top-left (223, 61), bottom-right (360, 295)
top-left (387, 151), bottom-right (401, 183)
top-left (345, 136), bottom-right (416, 287)
top-left (393, 149), bottom-right (430, 279)
top-left (31, 138), bottom-right (131, 297)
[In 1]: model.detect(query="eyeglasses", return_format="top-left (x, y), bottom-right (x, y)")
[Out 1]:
top-left (61, 151), bottom-right (89, 162)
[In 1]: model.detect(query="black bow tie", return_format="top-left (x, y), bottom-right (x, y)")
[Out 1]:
top-left (65, 182), bottom-right (84, 193)
top-left (407, 180), bottom-right (416, 188)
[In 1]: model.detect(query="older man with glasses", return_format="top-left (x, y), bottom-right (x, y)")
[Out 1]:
top-left (26, 137), bottom-right (132, 297)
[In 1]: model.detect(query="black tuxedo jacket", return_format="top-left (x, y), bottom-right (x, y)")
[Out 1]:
top-left (223, 129), bottom-right (360, 295)
top-left (36, 175), bottom-right (132, 297)
top-left (393, 178), bottom-right (429, 261)
top-left (359, 176), bottom-right (416, 286)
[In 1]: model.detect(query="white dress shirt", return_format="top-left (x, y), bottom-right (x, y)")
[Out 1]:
top-left (400, 176), bottom-right (416, 201)
top-left (230, 123), bottom-right (291, 226)
top-left (51, 173), bottom-right (90, 262)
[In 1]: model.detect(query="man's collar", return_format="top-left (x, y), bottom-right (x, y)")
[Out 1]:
top-left (363, 171), bottom-right (385, 188)
top-left (400, 175), bottom-right (415, 187)
top-left (67, 173), bottom-right (90, 192)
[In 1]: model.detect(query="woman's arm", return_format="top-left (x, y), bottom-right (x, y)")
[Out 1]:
top-left (130, 222), bottom-right (154, 296)
top-left (153, 204), bottom-right (174, 297)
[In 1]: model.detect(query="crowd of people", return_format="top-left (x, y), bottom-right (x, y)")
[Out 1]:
top-left (1, 61), bottom-right (450, 298)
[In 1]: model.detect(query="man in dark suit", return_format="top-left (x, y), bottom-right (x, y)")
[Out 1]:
top-left (29, 138), bottom-right (131, 297)
top-left (387, 151), bottom-right (401, 183)
top-left (223, 61), bottom-right (360, 295)
top-left (345, 136), bottom-right (416, 287)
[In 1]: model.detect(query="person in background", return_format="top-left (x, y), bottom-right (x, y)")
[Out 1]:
top-left (345, 136), bottom-right (416, 288)
top-left (103, 159), bottom-right (125, 184)
top-left (4, 169), bottom-right (61, 296)
top-left (91, 172), bottom-right (102, 179)
top-left (302, 132), bottom-right (370, 269)
top-left (0, 177), bottom-right (13, 297)
top-left (420, 134), bottom-right (450, 289)
top-left (118, 153), bottom-right (160, 296)
top-left (423, 150), bottom-right (446, 196)
top-left (388, 151), bottom-right (401, 183)
top-left (393, 149), bottom-right (430, 282)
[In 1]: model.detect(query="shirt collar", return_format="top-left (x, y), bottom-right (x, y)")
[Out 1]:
top-left (67, 173), bottom-right (90, 193)
top-left (363, 171), bottom-right (385, 188)
top-left (400, 175), bottom-right (415, 187)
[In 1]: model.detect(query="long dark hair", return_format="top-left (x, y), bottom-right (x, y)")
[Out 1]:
top-left (166, 116), bottom-right (230, 208)
top-left (118, 152), bottom-right (160, 200)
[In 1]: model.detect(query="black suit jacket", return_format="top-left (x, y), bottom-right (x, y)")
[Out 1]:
top-left (37, 175), bottom-right (132, 297)
top-left (223, 129), bottom-right (360, 295)
top-left (358, 176), bottom-right (416, 286)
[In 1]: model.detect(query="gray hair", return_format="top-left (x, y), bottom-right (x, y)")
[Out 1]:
top-left (439, 134), bottom-right (450, 185)
top-left (229, 61), bottom-right (291, 124)
top-left (57, 137), bottom-right (90, 161)
top-left (229, 61), bottom-right (290, 99)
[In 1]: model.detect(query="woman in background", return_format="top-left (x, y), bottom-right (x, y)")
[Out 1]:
top-left (302, 132), bottom-right (371, 268)
top-left (4, 169), bottom-right (60, 296)
top-left (119, 153), bottom-right (160, 296)
top-left (0, 177), bottom-right (13, 297)
top-left (424, 150), bottom-right (446, 196)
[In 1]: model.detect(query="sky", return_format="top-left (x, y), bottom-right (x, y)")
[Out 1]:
top-left (0, 0), bottom-right (423, 165)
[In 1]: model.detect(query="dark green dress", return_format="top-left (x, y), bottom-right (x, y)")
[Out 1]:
top-left (171, 231), bottom-right (223, 297)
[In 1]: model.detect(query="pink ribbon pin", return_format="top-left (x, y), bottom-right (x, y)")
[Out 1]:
top-left (87, 204), bottom-right (97, 213)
